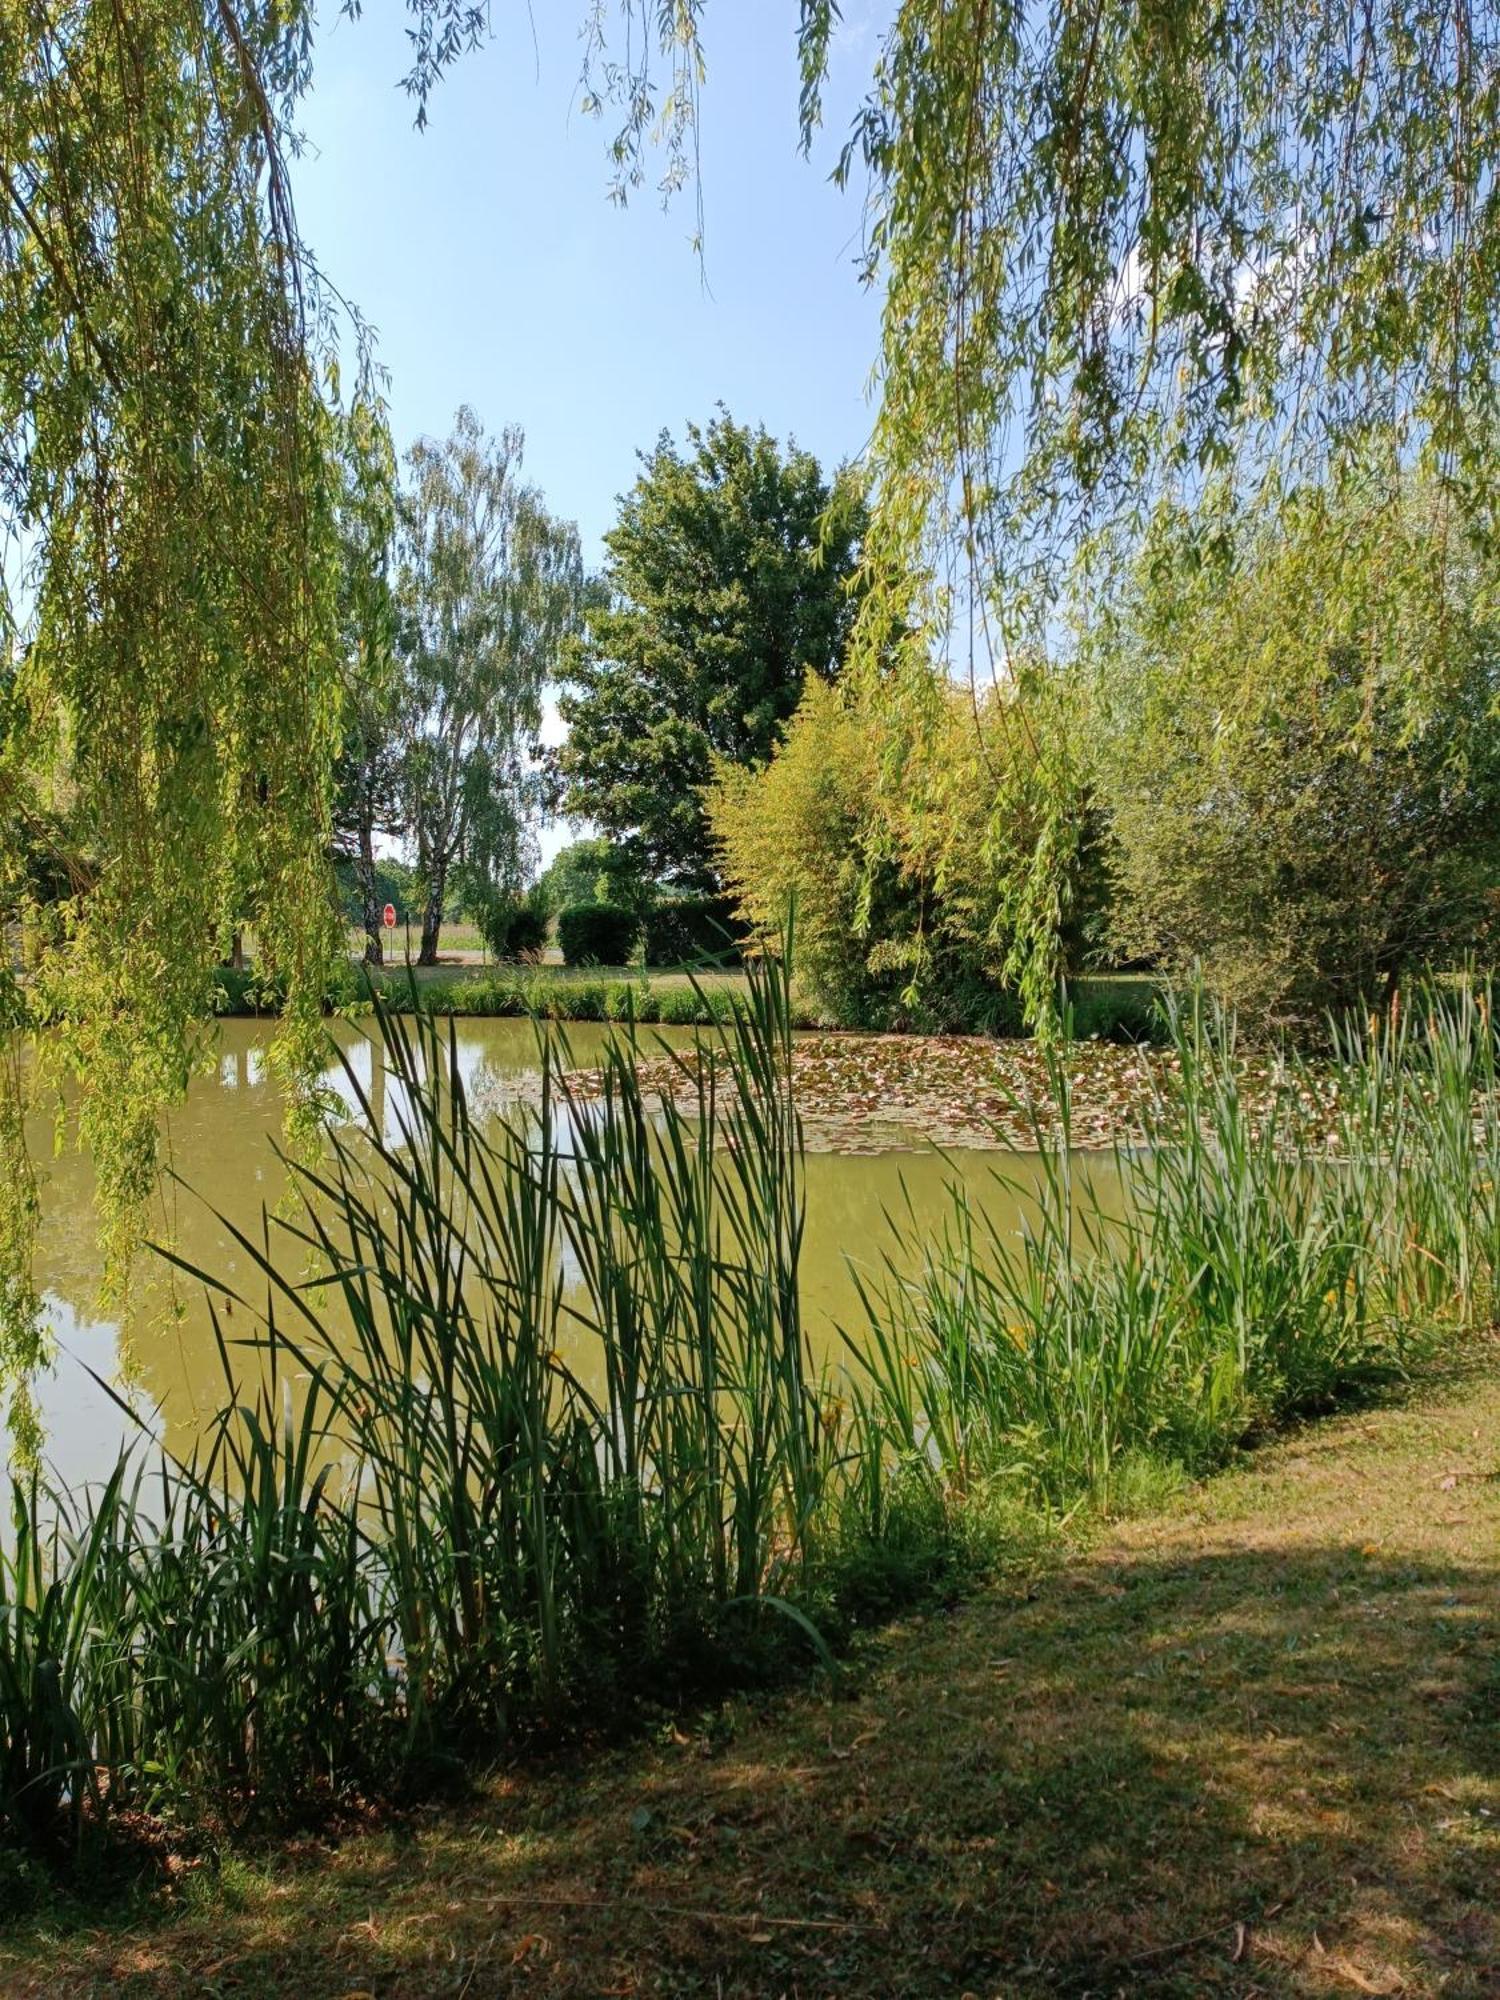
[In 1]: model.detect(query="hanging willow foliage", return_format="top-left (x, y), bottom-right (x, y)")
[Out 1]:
top-left (540, 0), bottom-right (1500, 1020)
top-left (499, 0), bottom-right (1500, 602)
top-left (5, 0), bottom-right (1499, 1431)
top-left (0, 1), bottom-right (344, 1445)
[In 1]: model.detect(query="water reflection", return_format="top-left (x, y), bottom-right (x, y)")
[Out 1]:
top-left (27, 1019), bottom-right (1120, 1491)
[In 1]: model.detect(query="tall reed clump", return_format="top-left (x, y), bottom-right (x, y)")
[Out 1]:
top-left (6, 964), bottom-right (1497, 1883)
top-left (850, 982), bottom-right (1500, 1511)
top-left (1, 953), bottom-right (841, 1872)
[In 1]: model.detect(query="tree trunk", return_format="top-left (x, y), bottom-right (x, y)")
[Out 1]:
top-left (418, 867), bottom-right (445, 966)
top-left (356, 811), bottom-right (383, 967)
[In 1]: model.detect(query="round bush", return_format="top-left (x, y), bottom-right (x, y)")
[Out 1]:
top-left (557, 901), bottom-right (641, 967)
top-left (478, 895), bottom-right (548, 961)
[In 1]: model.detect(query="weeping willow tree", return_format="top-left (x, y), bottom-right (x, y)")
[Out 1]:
top-left (0, 2), bottom-right (347, 1449)
top-left (5, 0), bottom-right (1500, 1436)
top-left (559, 0), bottom-right (1500, 1017)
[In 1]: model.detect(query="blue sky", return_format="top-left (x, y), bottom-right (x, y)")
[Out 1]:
top-left (295, 4), bottom-right (884, 571)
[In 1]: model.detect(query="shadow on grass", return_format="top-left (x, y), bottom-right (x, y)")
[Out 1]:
top-left (16, 1531), bottom-right (1498, 1998)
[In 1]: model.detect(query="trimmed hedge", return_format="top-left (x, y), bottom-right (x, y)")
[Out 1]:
top-left (557, 901), bottom-right (641, 967)
top-left (642, 894), bottom-right (747, 968)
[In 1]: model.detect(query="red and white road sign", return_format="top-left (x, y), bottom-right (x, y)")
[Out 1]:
top-left (382, 902), bottom-right (397, 930)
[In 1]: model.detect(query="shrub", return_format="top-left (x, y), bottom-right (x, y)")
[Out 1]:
top-left (210, 962), bottom-right (360, 1017)
top-left (1089, 480), bottom-right (1500, 1021)
top-left (553, 979), bottom-right (607, 1022)
top-left (709, 680), bottom-right (920, 1028)
top-left (709, 676), bottom-right (1086, 1033)
top-left (642, 895), bottom-right (747, 968)
top-left (656, 985), bottom-right (739, 1026)
top-left (557, 901), bottom-right (640, 967)
top-left (473, 890), bottom-right (547, 961)
top-left (535, 836), bottom-right (655, 918)
top-left (604, 981), bottom-right (653, 1022)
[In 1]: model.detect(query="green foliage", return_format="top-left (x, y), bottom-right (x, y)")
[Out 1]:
top-left (557, 902), bottom-right (641, 968)
top-left (642, 895), bottom-right (746, 969)
top-left (535, 837), bottom-right (655, 918)
top-left (4, 958), bottom-right (837, 1849)
top-left (394, 408), bottom-right (582, 964)
top-left (710, 674), bottom-right (1095, 1032)
top-left (546, 4), bottom-right (1500, 597)
top-left (0, 0), bottom-right (348, 1436)
top-left (331, 401), bottom-right (405, 964)
top-left (1066, 982), bottom-right (1168, 1047)
top-left (1087, 482), bottom-right (1500, 1020)
top-left (332, 857), bottom-right (417, 929)
top-left (13, 0), bottom-right (1500, 1448)
top-left (8, 958), bottom-right (1500, 1875)
top-left (552, 412), bottom-right (868, 889)
top-left (851, 983), bottom-right (1500, 1509)
top-left (474, 890), bottom-right (548, 961)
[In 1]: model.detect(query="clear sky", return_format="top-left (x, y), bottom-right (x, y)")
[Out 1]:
top-left (295, 3), bottom-right (884, 570)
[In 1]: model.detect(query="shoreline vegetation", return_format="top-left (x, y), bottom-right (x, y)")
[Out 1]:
top-left (210, 955), bottom-right (1168, 1043)
top-left (4, 955), bottom-right (1499, 1930)
top-left (11, 1357), bottom-right (1492, 1996)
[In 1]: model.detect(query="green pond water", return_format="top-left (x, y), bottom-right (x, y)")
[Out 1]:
top-left (27, 1018), bottom-right (1118, 1487)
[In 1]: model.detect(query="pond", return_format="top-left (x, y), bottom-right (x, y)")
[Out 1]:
top-left (26, 1018), bottom-right (1121, 1488)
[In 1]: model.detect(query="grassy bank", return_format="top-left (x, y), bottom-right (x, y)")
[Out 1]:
top-left (211, 958), bottom-right (1169, 1039)
top-left (8, 1358), bottom-right (1496, 1996)
top-left (212, 958), bottom-right (771, 1027)
top-left (4, 968), bottom-right (1499, 1924)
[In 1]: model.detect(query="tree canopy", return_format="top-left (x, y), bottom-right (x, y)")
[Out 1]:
top-left (395, 408), bottom-right (581, 964)
top-left (6, 0), bottom-right (1500, 1436)
top-left (1087, 481), bottom-right (1500, 1017)
top-left (537, 1), bottom-right (1500, 621)
top-left (0, 0), bottom-right (347, 1445)
top-left (552, 412), bottom-right (868, 889)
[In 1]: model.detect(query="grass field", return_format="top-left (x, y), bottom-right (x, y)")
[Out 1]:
top-left (9, 1355), bottom-right (1497, 1997)
top-left (379, 957), bottom-right (749, 992)
top-left (347, 922), bottom-right (489, 960)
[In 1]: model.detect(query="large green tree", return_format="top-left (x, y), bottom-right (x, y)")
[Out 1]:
top-left (395, 408), bottom-right (582, 964)
top-left (0, 0), bottom-right (350, 1444)
top-left (1088, 481), bottom-right (1500, 1019)
top-left (552, 413), bottom-right (868, 889)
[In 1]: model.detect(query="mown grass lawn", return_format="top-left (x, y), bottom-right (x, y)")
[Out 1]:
top-left (9, 1356), bottom-right (1498, 1998)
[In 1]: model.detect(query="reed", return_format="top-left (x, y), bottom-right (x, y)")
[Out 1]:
top-left (4, 963), bottom-right (1496, 1876)
top-left (849, 983), bottom-right (1499, 1511)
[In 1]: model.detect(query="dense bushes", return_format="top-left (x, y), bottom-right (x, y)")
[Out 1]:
top-left (210, 961), bottom-right (362, 1017)
top-left (1087, 485), bottom-right (1500, 1020)
top-left (711, 475), bottom-right (1500, 1037)
top-left (709, 675), bottom-right (1098, 1031)
top-left (535, 836), bottom-right (656, 918)
top-left (557, 901), bottom-right (641, 966)
top-left (642, 894), bottom-right (746, 967)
